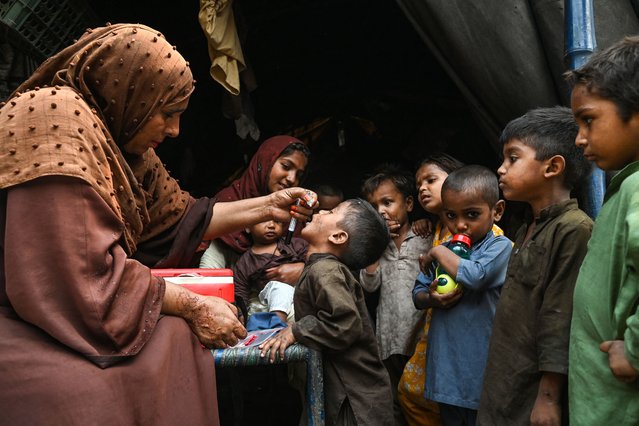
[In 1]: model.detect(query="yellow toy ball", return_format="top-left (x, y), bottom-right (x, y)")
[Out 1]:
top-left (436, 274), bottom-right (459, 294)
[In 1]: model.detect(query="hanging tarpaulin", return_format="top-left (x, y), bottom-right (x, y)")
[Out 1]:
top-left (394, 0), bottom-right (639, 148)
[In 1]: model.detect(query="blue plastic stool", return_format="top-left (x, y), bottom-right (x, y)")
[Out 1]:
top-left (212, 343), bottom-right (324, 425)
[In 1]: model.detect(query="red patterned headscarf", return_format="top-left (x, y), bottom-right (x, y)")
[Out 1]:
top-left (214, 135), bottom-right (305, 253)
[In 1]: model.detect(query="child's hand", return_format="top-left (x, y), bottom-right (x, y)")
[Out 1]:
top-left (386, 218), bottom-right (401, 238)
top-left (259, 326), bottom-right (296, 363)
top-left (419, 252), bottom-right (435, 273)
top-left (265, 263), bottom-right (304, 285)
top-left (530, 398), bottom-right (561, 426)
top-left (531, 372), bottom-right (564, 426)
top-left (427, 279), bottom-right (462, 309)
top-left (364, 260), bottom-right (380, 274)
top-left (600, 340), bottom-right (639, 383)
top-left (412, 218), bottom-right (433, 238)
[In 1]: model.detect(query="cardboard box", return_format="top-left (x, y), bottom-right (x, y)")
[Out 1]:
top-left (151, 268), bottom-right (234, 302)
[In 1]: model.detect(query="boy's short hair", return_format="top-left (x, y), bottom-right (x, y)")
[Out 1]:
top-left (361, 164), bottom-right (415, 200)
top-left (416, 153), bottom-right (465, 175)
top-left (565, 36), bottom-right (639, 122)
top-left (441, 165), bottom-right (499, 206)
top-left (500, 106), bottom-right (592, 190)
top-left (337, 199), bottom-right (390, 270)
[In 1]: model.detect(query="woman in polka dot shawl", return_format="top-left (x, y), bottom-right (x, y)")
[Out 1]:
top-left (0, 23), bottom-right (314, 425)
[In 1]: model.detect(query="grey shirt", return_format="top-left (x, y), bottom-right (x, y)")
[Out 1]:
top-left (360, 229), bottom-right (432, 358)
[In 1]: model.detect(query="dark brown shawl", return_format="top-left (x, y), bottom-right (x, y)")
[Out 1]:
top-left (0, 24), bottom-right (220, 425)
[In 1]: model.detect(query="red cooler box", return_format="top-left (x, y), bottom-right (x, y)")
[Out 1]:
top-left (152, 268), bottom-right (234, 302)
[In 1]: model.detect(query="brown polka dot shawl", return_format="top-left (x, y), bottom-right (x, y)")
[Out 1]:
top-left (0, 24), bottom-right (195, 254)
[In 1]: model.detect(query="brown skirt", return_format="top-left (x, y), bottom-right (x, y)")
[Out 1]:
top-left (0, 311), bottom-right (219, 426)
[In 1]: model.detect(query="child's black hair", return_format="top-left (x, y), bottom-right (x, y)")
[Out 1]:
top-left (315, 184), bottom-right (344, 199)
top-left (565, 36), bottom-right (639, 121)
top-left (338, 199), bottom-right (390, 270)
top-left (441, 165), bottom-right (500, 207)
top-left (416, 153), bottom-right (465, 175)
top-left (361, 163), bottom-right (415, 200)
top-left (500, 106), bottom-right (592, 190)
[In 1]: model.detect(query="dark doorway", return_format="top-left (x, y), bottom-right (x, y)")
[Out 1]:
top-left (89, 0), bottom-right (496, 199)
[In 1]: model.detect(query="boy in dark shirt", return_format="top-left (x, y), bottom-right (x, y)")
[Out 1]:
top-left (260, 199), bottom-right (394, 425)
top-left (478, 106), bottom-right (593, 425)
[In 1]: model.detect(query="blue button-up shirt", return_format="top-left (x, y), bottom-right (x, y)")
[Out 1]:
top-left (413, 229), bottom-right (512, 409)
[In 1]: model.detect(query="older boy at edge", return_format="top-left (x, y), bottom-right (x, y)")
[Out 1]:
top-left (413, 165), bottom-right (513, 426)
top-left (567, 36), bottom-right (639, 425)
top-left (260, 199), bottom-right (394, 426)
top-left (477, 107), bottom-right (593, 426)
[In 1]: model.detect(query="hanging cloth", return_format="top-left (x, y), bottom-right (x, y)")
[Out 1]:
top-left (198, 0), bottom-right (246, 95)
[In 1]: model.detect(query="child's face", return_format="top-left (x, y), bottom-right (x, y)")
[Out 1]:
top-left (440, 189), bottom-right (504, 244)
top-left (301, 201), bottom-right (348, 244)
top-left (366, 180), bottom-right (413, 226)
top-left (415, 163), bottom-right (449, 213)
top-left (498, 139), bottom-right (546, 202)
top-left (572, 84), bottom-right (639, 171)
top-left (248, 220), bottom-right (283, 245)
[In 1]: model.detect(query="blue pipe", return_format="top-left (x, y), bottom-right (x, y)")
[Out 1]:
top-left (565, 0), bottom-right (605, 218)
top-left (566, 0), bottom-right (596, 69)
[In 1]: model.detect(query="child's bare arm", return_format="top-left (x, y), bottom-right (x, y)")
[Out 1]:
top-left (412, 218), bottom-right (433, 238)
top-left (360, 260), bottom-right (382, 292)
top-left (259, 326), bottom-right (296, 363)
top-left (418, 251), bottom-right (435, 274)
top-left (418, 245), bottom-right (457, 274)
top-left (429, 245), bottom-right (462, 279)
top-left (530, 372), bottom-right (565, 426)
top-left (600, 340), bottom-right (639, 383)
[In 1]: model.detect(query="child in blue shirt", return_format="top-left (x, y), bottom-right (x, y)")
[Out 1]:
top-left (413, 165), bottom-right (512, 425)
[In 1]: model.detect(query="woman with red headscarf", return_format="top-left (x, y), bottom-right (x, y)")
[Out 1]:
top-left (0, 24), bottom-right (315, 425)
top-left (200, 135), bottom-right (310, 282)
